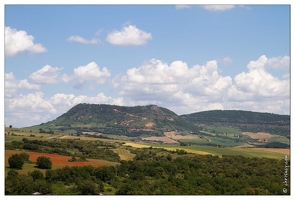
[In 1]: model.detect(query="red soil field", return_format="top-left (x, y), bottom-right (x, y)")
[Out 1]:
top-left (5, 150), bottom-right (110, 168)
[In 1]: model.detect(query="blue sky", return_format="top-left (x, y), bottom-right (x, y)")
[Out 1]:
top-left (4, 4), bottom-right (291, 127)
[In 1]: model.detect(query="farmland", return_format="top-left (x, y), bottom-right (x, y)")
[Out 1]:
top-left (4, 126), bottom-right (291, 195)
top-left (5, 150), bottom-right (118, 175)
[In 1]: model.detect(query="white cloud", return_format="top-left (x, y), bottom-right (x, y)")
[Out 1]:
top-left (6, 92), bottom-right (57, 114)
top-left (50, 93), bottom-right (124, 108)
top-left (175, 5), bottom-right (191, 10)
top-left (66, 35), bottom-right (99, 44)
top-left (114, 56), bottom-right (289, 115)
top-left (30, 65), bottom-right (62, 84)
top-left (61, 62), bottom-right (111, 87)
top-left (5, 72), bottom-right (40, 98)
top-left (202, 5), bottom-right (235, 11)
top-left (5, 26), bottom-right (47, 57)
top-left (113, 58), bottom-right (233, 114)
top-left (106, 25), bottom-right (152, 46)
top-left (234, 55), bottom-right (289, 98)
top-left (5, 92), bottom-right (124, 127)
top-left (221, 57), bottom-right (232, 65)
top-left (266, 56), bottom-right (290, 70)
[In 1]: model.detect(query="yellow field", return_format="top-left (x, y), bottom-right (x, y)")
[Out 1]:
top-left (251, 148), bottom-right (290, 155)
top-left (112, 148), bottom-right (136, 160)
top-left (123, 142), bottom-right (151, 148)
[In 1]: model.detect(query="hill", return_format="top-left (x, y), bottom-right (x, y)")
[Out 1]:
top-left (30, 104), bottom-right (199, 136)
top-left (180, 110), bottom-right (290, 137)
top-left (28, 104), bottom-right (290, 147)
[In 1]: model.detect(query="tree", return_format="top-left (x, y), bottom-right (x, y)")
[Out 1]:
top-left (29, 170), bottom-right (44, 181)
top-left (9, 125), bottom-right (12, 128)
top-left (8, 154), bottom-right (24, 169)
top-left (77, 180), bottom-right (100, 195)
top-left (19, 152), bottom-right (30, 162)
top-left (36, 156), bottom-right (52, 169)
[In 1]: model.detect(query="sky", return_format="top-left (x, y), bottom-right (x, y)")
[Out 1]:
top-left (3, 3), bottom-right (291, 128)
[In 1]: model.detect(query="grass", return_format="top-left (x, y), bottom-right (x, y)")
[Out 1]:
top-left (270, 135), bottom-right (290, 145)
top-left (112, 147), bottom-right (136, 161)
top-left (145, 144), bottom-right (289, 160)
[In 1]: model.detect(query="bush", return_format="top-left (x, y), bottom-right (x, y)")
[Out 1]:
top-left (29, 170), bottom-right (44, 181)
top-left (8, 154), bottom-right (24, 169)
top-left (19, 152), bottom-right (30, 162)
top-left (36, 156), bottom-right (52, 169)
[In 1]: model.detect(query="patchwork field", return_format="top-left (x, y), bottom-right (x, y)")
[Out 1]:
top-left (138, 143), bottom-right (289, 160)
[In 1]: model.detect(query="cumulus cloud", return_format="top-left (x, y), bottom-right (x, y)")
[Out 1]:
top-left (50, 93), bottom-right (124, 108)
top-left (62, 62), bottom-right (111, 87)
top-left (233, 55), bottom-right (289, 98)
top-left (106, 25), bottom-right (152, 46)
top-left (202, 5), bottom-right (235, 11)
top-left (66, 35), bottom-right (99, 44)
top-left (30, 65), bottom-right (62, 84)
top-left (266, 56), bottom-right (290, 70)
top-left (6, 92), bottom-right (57, 114)
top-left (114, 56), bottom-right (289, 115)
top-left (5, 72), bottom-right (40, 98)
top-left (113, 58), bottom-right (232, 114)
top-left (5, 26), bottom-right (47, 57)
top-left (5, 92), bottom-right (124, 127)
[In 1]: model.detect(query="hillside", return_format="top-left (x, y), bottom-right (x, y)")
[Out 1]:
top-left (28, 105), bottom-right (290, 147)
top-left (180, 110), bottom-right (290, 137)
top-left (30, 104), bottom-right (199, 136)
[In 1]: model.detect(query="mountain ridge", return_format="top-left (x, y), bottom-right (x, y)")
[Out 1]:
top-left (29, 103), bottom-right (290, 138)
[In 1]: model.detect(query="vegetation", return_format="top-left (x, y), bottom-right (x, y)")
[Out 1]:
top-left (182, 110), bottom-right (290, 137)
top-left (4, 104), bottom-right (291, 195)
top-left (6, 138), bottom-right (121, 162)
top-left (36, 156), bottom-right (52, 169)
top-left (5, 152), bottom-right (290, 195)
top-left (29, 104), bottom-right (200, 136)
top-left (8, 154), bottom-right (24, 169)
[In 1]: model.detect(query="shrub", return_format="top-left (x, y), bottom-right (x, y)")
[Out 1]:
top-left (8, 154), bottom-right (24, 169)
top-left (36, 156), bottom-right (52, 169)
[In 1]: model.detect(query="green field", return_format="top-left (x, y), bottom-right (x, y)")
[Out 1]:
top-left (5, 127), bottom-right (290, 161)
top-left (139, 143), bottom-right (289, 160)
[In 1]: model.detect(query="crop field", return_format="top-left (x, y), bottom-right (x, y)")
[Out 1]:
top-left (270, 135), bottom-right (290, 145)
top-left (58, 135), bottom-right (123, 143)
top-left (144, 144), bottom-right (289, 160)
top-left (141, 136), bottom-right (179, 144)
top-left (5, 150), bottom-right (118, 176)
top-left (112, 148), bottom-right (136, 160)
top-left (242, 132), bottom-right (273, 140)
top-left (100, 134), bottom-right (138, 141)
top-left (164, 131), bottom-right (202, 140)
top-left (204, 126), bottom-right (242, 136)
